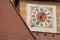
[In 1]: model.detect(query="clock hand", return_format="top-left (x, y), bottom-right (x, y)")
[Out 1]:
top-left (40, 16), bottom-right (43, 22)
top-left (41, 13), bottom-right (45, 22)
top-left (40, 16), bottom-right (42, 19)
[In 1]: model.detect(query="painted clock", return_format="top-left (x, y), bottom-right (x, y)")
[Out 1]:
top-left (26, 3), bottom-right (57, 33)
top-left (31, 6), bottom-right (52, 28)
top-left (20, 0), bottom-right (60, 33)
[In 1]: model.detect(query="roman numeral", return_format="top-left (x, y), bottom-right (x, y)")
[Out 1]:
top-left (47, 13), bottom-right (50, 15)
top-left (35, 8), bottom-right (39, 12)
top-left (36, 22), bottom-right (39, 25)
top-left (32, 15), bottom-right (35, 17)
top-left (48, 16), bottom-right (51, 19)
top-left (31, 25), bottom-right (34, 27)
top-left (45, 23), bottom-right (47, 25)
top-left (47, 20), bottom-right (50, 23)
top-left (44, 9), bottom-right (47, 12)
top-left (33, 18), bottom-right (36, 22)
top-left (41, 23), bottom-right (43, 26)
top-left (40, 8), bottom-right (43, 11)
top-left (33, 11), bottom-right (36, 14)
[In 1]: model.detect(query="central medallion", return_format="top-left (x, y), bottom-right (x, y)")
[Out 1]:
top-left (36, 12), bottom-right (47, 22)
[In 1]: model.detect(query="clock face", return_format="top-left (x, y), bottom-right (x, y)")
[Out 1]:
top-left (26, 3), bottom-right (57, 33)
top-left (31, 7), bottom-right (52, 27)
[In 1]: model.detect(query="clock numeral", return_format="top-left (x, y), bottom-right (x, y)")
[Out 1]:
top-left (41, 23), bottom-right (43, 26)
top-left (40, 8), bottom-right (43, 11)
top-left (35, 8), bottom-right (39, 12)
top-left (47, 20), bottom-right (50, 23)
top-left (32, 15), bottom-right (35, 17)
top-left (33, 18), bottom-right (36, 22)
top-left (36, 22), bottom-right (39, 25)
top-left (31, 25), bottom-right (34, 27)
top-left (45, 23), bottom-right (47, 25)
top-left (44, 9), bottom-right (47, 12)
top-left (48, 16), bottom-right (51, 19)
top-left (47, 13), bottom-right (50, 15)
top-left (33, 11), bottom-right (36, 14)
